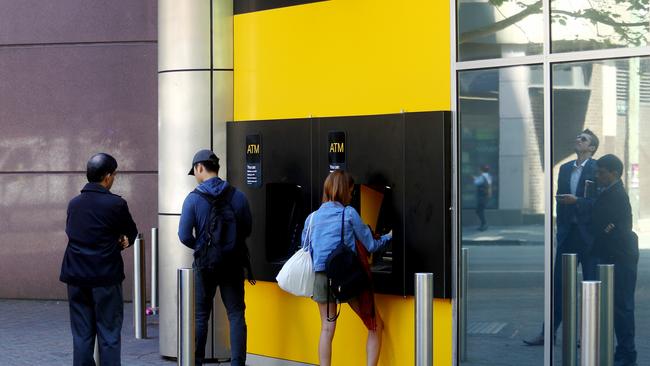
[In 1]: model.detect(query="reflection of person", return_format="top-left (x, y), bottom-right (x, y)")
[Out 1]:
top-left (473, 165), bottom-right (492, 231)
top-left (303, 170), bottom-right (391, 366)
top-left (178, 149), bottom-right (253, 366)
top-left (591, 154), bottom-right (638, 366)
top-left (60, 153), bottom-right (139, 366)
top-left (524, 129), bottom-right (599, 346)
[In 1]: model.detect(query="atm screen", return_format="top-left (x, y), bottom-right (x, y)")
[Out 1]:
top-left (350, 184), bottom-right (394, 273)
top-left (265, 183), bottom-right (306, 263)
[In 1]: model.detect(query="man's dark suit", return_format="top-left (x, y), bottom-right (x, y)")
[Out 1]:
top-left (591, 180), bottom-right (638, 365)
top-left (553, 158), bottom-right (598, 333)
top-left (60, 183), bottom-right (138, 366)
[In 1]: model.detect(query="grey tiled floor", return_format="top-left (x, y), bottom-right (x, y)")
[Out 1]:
top-left (0, 300), bottom-right (310, 366)
top-left (0, 299), bottom-right (169, 365)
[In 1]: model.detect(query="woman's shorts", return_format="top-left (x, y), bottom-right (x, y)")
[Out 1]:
top-left (312, 272), bottom-right (347, 304)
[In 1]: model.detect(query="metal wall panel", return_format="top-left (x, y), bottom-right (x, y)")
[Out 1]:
top-left (0, 45), bottom-right (157, 172)
top-left (212, 71), bottom-right (234, 178)
top-left (213, 0), bottom-right (234, 70)
top-left (158, 71), bottom-right (211, 214)
top-left (404, 111), bottom-right (452, 297)
top-left (0, 173), bottom-right (157, 299)
top-left (158, 0), bottom-right (211, 71)
top-left (0, 0), bottom-right (156, 45)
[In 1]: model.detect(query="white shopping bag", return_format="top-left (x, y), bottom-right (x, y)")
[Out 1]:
top-left (276, 215), bottom-right (315, 297)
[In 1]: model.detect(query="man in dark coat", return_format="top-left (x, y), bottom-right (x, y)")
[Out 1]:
top-left (591, 154), bottom-right (638, 366)
top-left (60, 153), bottom-right (139, 366)
top-left (525, 129), bottom-right (599, 345)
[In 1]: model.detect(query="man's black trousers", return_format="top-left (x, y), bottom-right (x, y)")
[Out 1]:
top-left (67, 284), bottom-right (123, 366)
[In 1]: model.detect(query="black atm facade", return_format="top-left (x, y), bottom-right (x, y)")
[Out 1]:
top-left (226, 111), bottom-right (451, 298)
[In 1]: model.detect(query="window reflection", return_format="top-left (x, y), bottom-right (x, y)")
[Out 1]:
top-left (552, 58), bottom-right (650, 365)
top-left (459, 65), bottom-right (545, 365)
top-left (552, 0), bottom-right (650, 53)
top-left (457, 0), bottom-right (543, 61)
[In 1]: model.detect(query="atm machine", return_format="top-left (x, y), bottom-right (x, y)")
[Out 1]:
top-left (227, 111), bottom-right (451, 298)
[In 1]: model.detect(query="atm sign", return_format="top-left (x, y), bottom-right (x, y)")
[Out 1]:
top-left (328, 131), bottom-right (346, 172)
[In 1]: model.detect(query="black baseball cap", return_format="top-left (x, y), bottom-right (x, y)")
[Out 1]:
top-left (188, 149), bottom-right (220, 175)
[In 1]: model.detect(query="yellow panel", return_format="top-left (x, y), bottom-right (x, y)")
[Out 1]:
top-left (360, 185), bottom-right (384, 231)
top-left (234, 0), bottom-right (451, 121)
top-left (235, 1), bottom-right (453, 364)
top-left (245, 281), bottom-right (452, 365)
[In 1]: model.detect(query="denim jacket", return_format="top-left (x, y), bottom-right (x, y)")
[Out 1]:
top-left (302, 201), bottom-right (391, 272)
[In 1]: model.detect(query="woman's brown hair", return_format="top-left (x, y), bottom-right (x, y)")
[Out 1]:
top-left (322, 170), bottom-right (354, 204)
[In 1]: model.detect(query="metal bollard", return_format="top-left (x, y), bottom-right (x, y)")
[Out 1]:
top-left (460, 248), bottom-right (468, 361)
top-left (415, 273), bottom-right (433, 366)
top-left (151, 227), bottom-right (159, 314)
top-left (134, 233), bottom-right (147, 339)
top-left (178, 268), bottom-right (195, 366)
top-left (94, 337), bottom-right (100, 365)
top-left (599, 265), bottom-right (615, 366)
top-left (581, 281), bottom-right (601, 366)
top-left (563, 253), bottom-right (578, 366)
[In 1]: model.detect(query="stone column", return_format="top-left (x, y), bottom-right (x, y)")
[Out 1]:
top-left (158, 0), bottom-right (233, 359)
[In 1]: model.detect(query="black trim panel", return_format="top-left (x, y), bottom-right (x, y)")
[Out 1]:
top-left (234, 0), bottom-right (327, 14)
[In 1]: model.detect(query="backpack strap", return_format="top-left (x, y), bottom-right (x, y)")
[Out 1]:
top-left (191, 185), bottom-right (235, 206)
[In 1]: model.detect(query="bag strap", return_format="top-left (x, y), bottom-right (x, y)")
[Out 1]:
top-left (326, 283), bottom-right (341, 322)
top-left (340, 206), bottom-right (345, 247)
top-left (303, 214), bottom-right (315, 251)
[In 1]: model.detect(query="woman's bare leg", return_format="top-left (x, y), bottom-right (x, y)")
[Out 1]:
top-left (318, 302), bottom-right (337, 366)
top-left (348, 298), bottom-right (384, 366)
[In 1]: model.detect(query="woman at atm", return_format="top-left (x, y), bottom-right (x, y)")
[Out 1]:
top-left (302, 170), bottom-right (392, 366)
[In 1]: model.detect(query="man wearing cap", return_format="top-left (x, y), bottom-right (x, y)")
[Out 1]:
top-left (178, 149), bottom-right (253, 366)
top-left (60, 153), bottom-right (139, 366)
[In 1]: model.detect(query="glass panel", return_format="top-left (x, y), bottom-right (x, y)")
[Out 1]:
top-left (551, 0), bottom-right (649, 53)
top-left (459, 65), bottom-right (545, 365)
top-left (457, 0), bottom-right (543, 61)
top-left (551, 58), bottom-right (650, 365)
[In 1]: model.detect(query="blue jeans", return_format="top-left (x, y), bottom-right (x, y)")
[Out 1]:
top-left (67, 284), bottom-right (123, 366)
top-left (195, 267), bottom-right (247, 366)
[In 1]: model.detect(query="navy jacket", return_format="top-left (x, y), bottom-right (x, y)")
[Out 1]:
top-left (60, 183), bottom-right (139, 287)
top-left (178, 177), bottom-right (252, 268)
top-left (556, 158), bottom-right (597, 251)
top-left (591, 180), bottom-right (638, 266)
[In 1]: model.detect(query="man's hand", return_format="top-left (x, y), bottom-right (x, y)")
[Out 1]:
top-left (119, 235), bottom-right (129, 249)
top-left (556, 194), bottom-right (578, 205)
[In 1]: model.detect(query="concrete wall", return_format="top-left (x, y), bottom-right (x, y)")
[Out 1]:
top-left (0, 0), bottom-right (157, 300)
